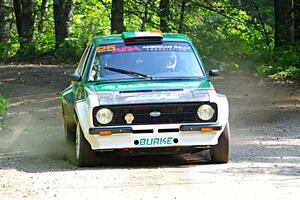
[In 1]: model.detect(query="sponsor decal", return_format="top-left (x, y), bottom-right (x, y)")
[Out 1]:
top-left (139, 137), bottom-right (173, 146)
top-left (124, 93), bottom-right (181, 102)
top-left (142, 45), bottom-right (191, 52)
top-left (112, 46), bottom-right (142, 53)
top-left (97, 45), bottom-right (142, 53)
top-left (97, 43), bottom-right (192, 54)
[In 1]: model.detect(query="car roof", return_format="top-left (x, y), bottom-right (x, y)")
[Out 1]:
top-left (90, 32), bottom-right (193, 46)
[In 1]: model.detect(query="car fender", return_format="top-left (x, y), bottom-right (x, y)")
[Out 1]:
top-left (208, 90), bottom-right (229, 132)
top-left (74, 94), bottom-right (98, 145)
top-left (61, 85), bottom-right (76, 132)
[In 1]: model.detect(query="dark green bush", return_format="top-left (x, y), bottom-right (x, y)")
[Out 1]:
top-left (257, 45), bottom-right (300, 79)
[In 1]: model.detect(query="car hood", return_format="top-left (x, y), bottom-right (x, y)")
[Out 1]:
top-left (87, 79), bottom-right (214, 105)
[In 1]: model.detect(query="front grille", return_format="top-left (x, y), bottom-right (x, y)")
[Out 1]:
top-left (93, 103), bottom-right (217, 126)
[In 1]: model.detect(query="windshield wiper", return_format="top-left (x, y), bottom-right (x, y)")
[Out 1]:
top-left (104, 67), bottom-right (152, 79)
top-left (153, 76), bottom-right (204, 80)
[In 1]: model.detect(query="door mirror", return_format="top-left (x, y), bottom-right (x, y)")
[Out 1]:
top-left (70, 73), bottom-right (82, 82)
top-left (209, 69), bottom-right (220, 76)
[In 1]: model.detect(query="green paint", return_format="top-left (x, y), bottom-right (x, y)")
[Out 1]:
top-left (91, 33), bottom-right (192, 47)
top-left (86, 79), bottom-right (213, 92)
top-left (122, 32), bottom-right (136, 39)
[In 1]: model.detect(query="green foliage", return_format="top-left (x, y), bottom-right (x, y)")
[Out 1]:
top-left (0, 96), bottom-right (9, 116)
top-left (257, 45), bottom-right (300, 79)
top-left (187, 1), bottom-right (273, 73)
top-left (53, 38), bottom-right (84, 63)
top-left (0, 28), bottom-right (19, 61)
top-left (72, 0), bottom-right (111, 42)
top-left (270, 67), bottom-right (300, 79)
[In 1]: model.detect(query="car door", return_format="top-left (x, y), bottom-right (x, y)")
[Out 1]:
top-left (72, 45), bottom-right (93, 102)
top-left (61, 44), bottom-right (92, 129)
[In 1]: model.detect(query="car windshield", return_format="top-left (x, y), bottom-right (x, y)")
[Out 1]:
top-left (89, 41), bottom-right (204, 81)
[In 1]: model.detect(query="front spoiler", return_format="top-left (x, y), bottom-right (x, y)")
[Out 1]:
top-left (86, 124), bottom-right (224, 150)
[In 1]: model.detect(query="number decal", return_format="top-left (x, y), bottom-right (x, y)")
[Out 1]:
top-left (107, 45), bottom-right (116, 52)
top-left (97, 45), bottom-right (116, 53)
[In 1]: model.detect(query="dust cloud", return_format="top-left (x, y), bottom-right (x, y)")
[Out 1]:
top-left (0, 65), bottom-right (72, 159)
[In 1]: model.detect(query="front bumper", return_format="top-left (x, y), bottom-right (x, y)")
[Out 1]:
top-left (86, 123), bottom-right (223, 150)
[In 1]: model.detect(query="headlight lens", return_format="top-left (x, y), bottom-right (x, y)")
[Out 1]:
top-left (197, 104), bottom-right (215, 120)
top-left (96, 108), bottom-right (113, 124)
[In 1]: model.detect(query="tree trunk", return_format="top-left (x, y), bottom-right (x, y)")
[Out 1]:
top-left (294, 0), bottom-right (300, 43)
top-left (252, 1), bottom-right (270, 48)
top-left (65, 0), bottom-right (75, 34)
top-left (38, 0), bottom-right (48, 32)
top-left (178, 0), bottom-right (186, 33)
top-left (160, 0), bottom-right (169, 32)
top-left (13, 0), bottom-right (35, 51)
top-left (53, 0), bottom-right (75, 46)
top-left (0, 0), bottom-right (12, 42)
top-left (274, 0), bottom-right (293, 47)
top-left (111, 0), bottom-right (124, 34)
top-left (141, 0), bottom-right (149, 31)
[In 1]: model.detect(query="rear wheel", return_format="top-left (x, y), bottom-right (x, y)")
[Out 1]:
top-left (210, 123), bottom-right (230, 163)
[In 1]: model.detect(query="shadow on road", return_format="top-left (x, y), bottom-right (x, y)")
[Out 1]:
top-left (0, 151), bottom-right (212, 173)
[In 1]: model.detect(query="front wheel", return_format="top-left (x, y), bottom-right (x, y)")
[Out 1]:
top-left (74, 123), bottom-right (98, 167)
top-left (210, 123), bottom-right (230, 163)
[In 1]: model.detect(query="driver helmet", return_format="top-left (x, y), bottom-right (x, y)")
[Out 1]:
top-left (164, 52), bottom-right (177, 70)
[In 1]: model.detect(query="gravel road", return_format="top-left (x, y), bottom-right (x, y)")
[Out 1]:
top-left (0, 65), bottom-right (299, 200)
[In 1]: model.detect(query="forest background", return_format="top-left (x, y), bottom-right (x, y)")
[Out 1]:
top-left (0, 0), bottom-right (300, 114)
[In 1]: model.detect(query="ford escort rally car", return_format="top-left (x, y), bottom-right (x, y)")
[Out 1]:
top-left (61, 31), bottom-right (230, 166)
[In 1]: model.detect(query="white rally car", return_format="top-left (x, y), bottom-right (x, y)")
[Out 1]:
top-left (61, 31), bottom-right (230, 166)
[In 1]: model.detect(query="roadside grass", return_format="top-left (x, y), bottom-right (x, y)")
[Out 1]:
top-left (0, 95), bottom-right (9, 132)
top-left (0, 89), bottom-right (10, 119)
top-left (0, 96), bottom-right (9, 117)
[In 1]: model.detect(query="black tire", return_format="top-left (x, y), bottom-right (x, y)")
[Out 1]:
top-left (210, 123), bottom-right (230, 164)
top-left (64, 122), bottom-right (76, 164)
top-left (74, 123), bottom-right (97, 167)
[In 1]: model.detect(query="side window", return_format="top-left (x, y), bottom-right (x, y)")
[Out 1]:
top-left (74, 45), bottom-right (91, 76)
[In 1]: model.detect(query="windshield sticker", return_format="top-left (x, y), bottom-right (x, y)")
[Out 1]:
top-left (98, 45), bottom-right (142, 54)
top-left (97, 45), bottom-right (116, 53)
top-left (142, 45), bottom-right (191, 52)
top-left (112, 46), bottom-right (142, 53)
top-left (97, 43), bottom-right (192, 54)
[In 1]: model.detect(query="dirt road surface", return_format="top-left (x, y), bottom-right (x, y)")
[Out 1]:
top-left (0, 65), bottom-right (299, 200)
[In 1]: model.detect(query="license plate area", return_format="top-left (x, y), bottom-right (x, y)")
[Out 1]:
top-left (134, 137), bottom-right (179, 146)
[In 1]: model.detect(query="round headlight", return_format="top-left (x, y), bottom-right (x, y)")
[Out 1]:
top-left (96, 108), bottom-right (113, 124)
top-left (197, 104), bottom-right (215, 121)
